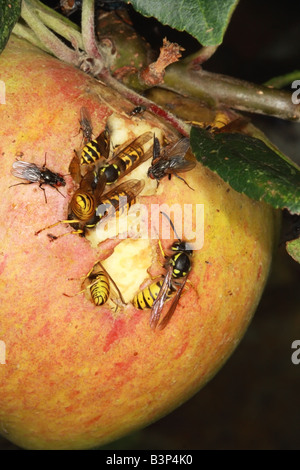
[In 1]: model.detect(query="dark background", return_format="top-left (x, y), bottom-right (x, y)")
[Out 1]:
top-left (1, 0), bottom-right (300, 450)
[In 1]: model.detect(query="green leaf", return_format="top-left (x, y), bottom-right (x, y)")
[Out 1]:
top-left (286, 238), bottom-right (300, 264)
top-left (190, 126), bottom-right (300, 214)
top-left (0, 0), bottom-right (22, 54)
top-left (124, 0), bottom-right (239, 46)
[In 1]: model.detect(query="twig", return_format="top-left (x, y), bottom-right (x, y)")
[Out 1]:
top-left (163, 64), bottom-right (300, 121)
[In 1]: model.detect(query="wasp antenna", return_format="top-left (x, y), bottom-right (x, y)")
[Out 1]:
top-left (160, 211), bottom-right (181, 241)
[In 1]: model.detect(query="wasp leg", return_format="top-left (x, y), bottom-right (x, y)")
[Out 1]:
top-left (46, 229), bottom-right (84, 242)
top-left (35, 219), bottom-right (81, 236)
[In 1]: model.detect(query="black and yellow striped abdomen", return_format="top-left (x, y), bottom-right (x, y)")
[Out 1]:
top-left (81, 140), bottom-right (101, 165)
top-left (133, 280), bottom-right (174, 310)
top-left (95, 179), bottom-right (144, 223)
top-left (69, 189), bottom-right (96, 222)
top-left (100, 143), bottom-right (145, 184)
top-left (89, 271), bottom-right (110, 306)
top-left (96, 189), bottom-right (136, 221)
top-left (80, 129), bottom-right (110, 165)
top-left (98, 131), bottom-right (153, 184)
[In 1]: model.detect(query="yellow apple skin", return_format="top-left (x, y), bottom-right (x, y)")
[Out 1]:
top-left (0, 38), bottom-right (280, 449)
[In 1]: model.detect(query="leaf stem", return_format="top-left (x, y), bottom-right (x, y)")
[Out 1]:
top-left (81, 0), bottom-right (103, 61)
top-left (13, 22), bottom-right (51, 53)
top-left (30, 0), bottom-right (84, 50)
top-left (181, 46), bottom-right (219, 69)
top-left (264, 71), bottom-right (300, 89)
top-left (21, 0), bottom-right (79, 65)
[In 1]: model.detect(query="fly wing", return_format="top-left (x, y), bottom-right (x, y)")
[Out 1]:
top-left (80, 106), bottom-right (92, 127)
top-left (161, 137), bottom-right (190, 160)
top-left (11, 161), bottom-right (40, 182)
top-left (151, 135), bottom-right (161, 163)
top-left (164, 156), bottom-right (196, 174)
top-left (79, 107), bottom-right (93, 142)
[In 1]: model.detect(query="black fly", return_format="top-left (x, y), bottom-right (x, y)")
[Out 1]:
top-left (147, 136), bottom-right (196, 189)
top-left (10, 154), bottom-right (66, 203)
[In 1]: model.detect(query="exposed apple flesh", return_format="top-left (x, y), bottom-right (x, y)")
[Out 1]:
top-left (0, 37), bottom-right (280, 450)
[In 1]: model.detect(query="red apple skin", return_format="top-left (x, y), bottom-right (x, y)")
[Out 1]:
top-left (0, 37), bottom-right (280, 449)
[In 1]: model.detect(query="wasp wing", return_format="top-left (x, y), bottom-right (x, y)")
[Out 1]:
top-left (96, 128), bottom-right (110, 160)
top-left (212, 117), bottom-right (249, 134)
top-left (149, 266), bottom-right (173, 330)
top-left (111, 131), bottom-right (153, 160)
top-left (69, 151), bottom-right (82, 184)
top-left (96, 179), bottom-right (145, 219)
top-left (157, 275), bottom-right (189, 330)
top-left (93, 173), bottom-right (107, 202)
top-left (94, 261), bottom-right (126, 306)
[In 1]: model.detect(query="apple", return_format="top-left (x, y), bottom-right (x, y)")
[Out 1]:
top-left (0, 37), bottom-right (280, 450)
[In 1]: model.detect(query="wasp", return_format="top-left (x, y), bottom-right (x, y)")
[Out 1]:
top-left (64, 261), bottom-right (125, 308)
top-left (188, 110), bottom-right (248, 135)
top-left (95, 178), bottom-right (145, 224)
top-left (207, 110), bottom-right (231, 131)
top-left (35, 177), bottom-right (144, 239)
top-left (35, 166), bottom-right (106, 239)
top-left (67, 169), bottom-right (106, 230)
top-left (77, 106), bottom-right (110, 166)
top-left (9, 155), bottom-right (66, 203)
top-left (132, 279), bottom-right (175, 311)
top-left (147, 136), bottom-right (196, 189)
top-left (97, 131), bottom-right (153, 186)
top-left (132, 212), bottom-right (193, 330)
top-left (80, 128), bottom-right (110, 166)
top-left (207, 111), bottom-right (249, 134)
